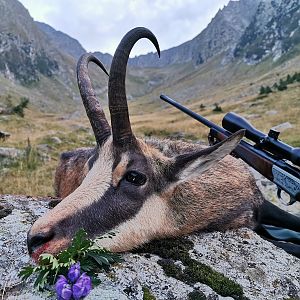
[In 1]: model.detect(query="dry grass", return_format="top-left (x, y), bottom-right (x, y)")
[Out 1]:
top-left (0, 66), bottom-right (300, 196)
top-left (0, 108), bottom-right (94, 196)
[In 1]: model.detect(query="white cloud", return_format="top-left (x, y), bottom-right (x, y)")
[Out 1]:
top-left (19, 0), bottom-right (230, 56)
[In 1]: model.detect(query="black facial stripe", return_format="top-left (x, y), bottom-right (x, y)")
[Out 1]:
top-left (57, 183), bottom-right (152, 239)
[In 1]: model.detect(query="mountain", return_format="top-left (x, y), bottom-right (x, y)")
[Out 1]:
top-left (234, 0), bottom-right (300, 64)
top-left (1, 0), bottom-right (300, 113)
top-left (0, 0), bottom-right (59, 85)
top-left (0, 0), bottom-right (110, 112)
top-left (128, 0), bottom-right (260, 68)
top-left (36, 21), bottom-right (86, 60)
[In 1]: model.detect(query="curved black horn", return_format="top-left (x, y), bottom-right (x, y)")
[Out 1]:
top-left (77, 53), bottom-right (111, 145)
top-left (108, 27), bottom-right (160, 148)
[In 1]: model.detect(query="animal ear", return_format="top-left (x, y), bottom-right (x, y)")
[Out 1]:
top-left (171, 130), bottom-right (245, 182)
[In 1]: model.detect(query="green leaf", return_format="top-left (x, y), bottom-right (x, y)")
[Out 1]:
top-left (89, 253), bottom-right (109, 266)
top-left (91, 277), bottom-right (101, 286)
top-left (18, 266), bottom-right (34, 280)
top-left (34, 270), bottom-right (50, 291)
top-left (17, 229), bottom-right (122, 291)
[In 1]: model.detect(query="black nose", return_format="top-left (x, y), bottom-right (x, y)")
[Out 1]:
top-left (27, 231), bottom-right (54, 254)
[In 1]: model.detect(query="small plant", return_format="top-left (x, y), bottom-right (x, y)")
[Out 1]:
top-left (259, 86), bottom-right (266, 95)
top-left (277, 80), bottom-right (287, 91)
top-left (2, 96), bottom-right (29, 117)
top-left (55, 263), bottom-right (92, 300)
top-left (212, 103), bottom-right (222, 112)
top-left (12, 97), bottom-right (29, 117)
top-left (19, 229), bottom-right (122, 296)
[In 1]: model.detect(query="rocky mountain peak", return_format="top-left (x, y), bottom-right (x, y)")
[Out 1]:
top-left (0, 0), bottom-right (59, 84)
top-left (234, 0), bottom-right (300, 63)
top-left (128, 0), bottom-right (260, 68)
top-left (36, 22), bottom-right (86, 59)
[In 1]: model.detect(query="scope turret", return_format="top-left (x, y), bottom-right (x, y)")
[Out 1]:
top-left (222, 112), bottom-right (300, 167)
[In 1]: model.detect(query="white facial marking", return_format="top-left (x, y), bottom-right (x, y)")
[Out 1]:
top-left (30, 138), bottom-right (114, 230)
top-left (95, 194), bottom-right (174, 252)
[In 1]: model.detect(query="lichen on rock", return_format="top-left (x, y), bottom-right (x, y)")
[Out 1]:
top-left (0, 194), bottom-right (300, 300)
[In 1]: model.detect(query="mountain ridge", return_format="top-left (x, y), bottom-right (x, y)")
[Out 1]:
top-left (1, 0), bottom-right (300, 113)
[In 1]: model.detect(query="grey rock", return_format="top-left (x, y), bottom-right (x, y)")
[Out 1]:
top-left (49, 136), bottom-right (62, 144)
top-left (0, 195), bottom-right (299, 300)
top-left (235, 0), bottom-right (300, 63)
top-left (272, 122), bottom-right (294, 132)
top-left (265, 110), bottom-right (278, 115)
top-left (36, 144), bottom-right (53, 153)
top-left (245, 114), bottom-right (261, 119)
top-left (0, 130), bottom-right (10, 140)
top-left (0, 147), bottom-right (23, 159)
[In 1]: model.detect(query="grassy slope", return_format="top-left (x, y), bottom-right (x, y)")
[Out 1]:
top-left (0, 53), bottom-right (300, 196)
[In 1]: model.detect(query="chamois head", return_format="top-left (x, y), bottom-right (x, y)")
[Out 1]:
top-left (27, 27), bottom-right (245, 259)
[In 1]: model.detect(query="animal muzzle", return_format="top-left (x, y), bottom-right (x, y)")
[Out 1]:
top-left (27, 223), bottom-right (71, 262)
top-left (27, 230), bottom-right (54, 255)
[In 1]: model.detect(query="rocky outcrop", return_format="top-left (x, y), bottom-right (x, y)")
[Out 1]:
top-left (0, 32), bottom-right (58, 85)
top-left (129, 0), bottom-right (260, 68)
top-left (0, 147), bottom-right (24, 168)
top-left (1, 194), bottom-right (299, 300)
top-left (234, 0), bottom-right (300, 64)
top-left (0, 0), bottom-right (60, 85)
top-left (36, 22), bottom-right (86, 60)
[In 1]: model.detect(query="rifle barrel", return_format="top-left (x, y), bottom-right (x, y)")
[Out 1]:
top-left (160, 94), bottom-right (223, 132)
top-left (160, 94), bottom-right (300, 203)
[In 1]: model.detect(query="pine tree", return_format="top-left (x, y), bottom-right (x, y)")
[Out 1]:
top-left (265, 86), bottom-right (272, 94)
top-left (259, 86), bottom-right (266, 95)
top-left (278, 79), bottom-right (287, 91)
top-left (286, 74), bottom-right (293, 84)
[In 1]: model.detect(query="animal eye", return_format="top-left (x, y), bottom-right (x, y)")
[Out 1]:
top-left (124, 171), bottom-right (147, 186)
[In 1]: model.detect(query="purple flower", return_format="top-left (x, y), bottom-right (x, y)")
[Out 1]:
top-left (72, 273), bottom-right (92, 300)
top-left (55, 275), bottom-right (72, 300)
top-left (68, 262), bottom-right (81, 283)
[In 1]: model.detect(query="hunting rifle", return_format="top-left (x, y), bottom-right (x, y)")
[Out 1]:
top-left (160, 94), bottom-right (300, 206)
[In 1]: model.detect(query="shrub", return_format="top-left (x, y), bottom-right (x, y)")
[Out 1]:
top-left (199, 104), bottom-right (206, 111)
top-left (265, 86), bottom-right (272, 94)
top-left (212, 103), bottom-right (222, 112)
top-left (278, 79), bottom-right (287, 91)
top-left (12, 97), bottom-right (29, 117)
top-left (259, 86), bottom-right (266, 95)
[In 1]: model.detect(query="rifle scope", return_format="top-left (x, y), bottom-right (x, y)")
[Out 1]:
top-left (223, 112), bottom-right (300, 167)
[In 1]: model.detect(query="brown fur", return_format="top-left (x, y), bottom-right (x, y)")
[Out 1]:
top-left (55, 137), bottom-right (263, 234)
top-left (54, 147), bottom-right (94, 198)
top-left (28, 28), bottom-right (265, 257)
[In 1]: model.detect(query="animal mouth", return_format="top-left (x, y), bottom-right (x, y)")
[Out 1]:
top-left (29, 237), bottom-right (70, 263)
top-left (31, 242), bottom-right (52, 263)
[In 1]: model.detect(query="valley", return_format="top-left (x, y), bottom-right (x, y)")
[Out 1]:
top-left (0, 0), bottom-right (300, 196)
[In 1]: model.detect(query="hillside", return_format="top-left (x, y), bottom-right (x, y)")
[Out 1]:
top-left (36, 21), bottom-right (86, 60)
top-left (1, 0), bottom-right (300, 112)
top-left (235, 0), bottom-right (300, 63)
top-left (1, 0), bottom-right (300, 196)
top-left (129, 0), bottom-right (260, 68)
top-left (0, 0), bottom-right (110, 112)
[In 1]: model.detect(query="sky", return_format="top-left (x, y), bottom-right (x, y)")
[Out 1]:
top-left (19, 0), bottom-right (231, 57)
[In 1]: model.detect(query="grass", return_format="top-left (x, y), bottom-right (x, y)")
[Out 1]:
top-left (1, 82), bottom-right (300, 195)
top-left (142, 287), bottom-right (156, 300)
top-left (0, 106), bottom-right (94, 196)
top-left (0, 66), bottom-right (300, 196)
